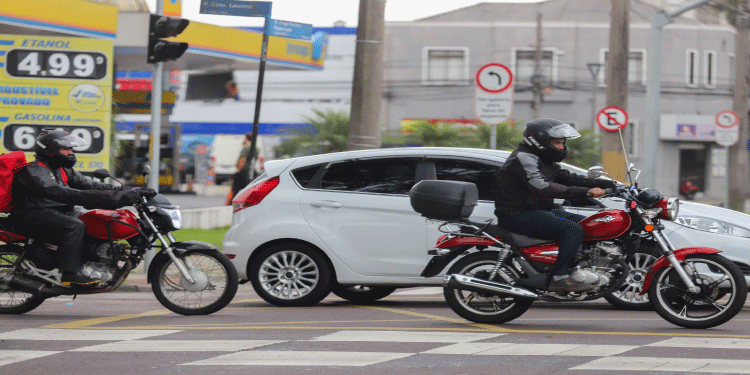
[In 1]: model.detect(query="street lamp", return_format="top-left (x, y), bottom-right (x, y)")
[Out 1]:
top-left (587, 62), bottom-right (602, 131)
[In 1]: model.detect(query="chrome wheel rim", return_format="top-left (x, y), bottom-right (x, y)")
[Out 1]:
top-left (159, 253), bottom-right (229, 309)
top-left (258, 250), bottom-right (319, 300)
top-left (611, 251), bottom-right (657, 305)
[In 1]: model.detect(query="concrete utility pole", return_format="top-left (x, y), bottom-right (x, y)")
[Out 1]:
top-left (149, 0), bottom-right (164, 191)
top-left (532, 12), bottom-right (543, 119)
top-left (603, 0), bottom-right (629, 183)
top-left (348, 0), bottom-right (385, 150)
top-left (730, 3), bottom-right (750, 211)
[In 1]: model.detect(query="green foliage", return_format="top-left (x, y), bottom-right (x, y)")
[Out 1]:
top-left (172, 226), bottom-right (229, 248)
top-left (382, 120), bottom-right (524, 150)
top-left (275, 109), bottom-right (350, 157)
top-left (565, 129), bottom-right (603, 169)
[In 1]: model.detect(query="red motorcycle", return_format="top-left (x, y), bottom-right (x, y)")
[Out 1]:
top-left (0, 168), bottom-right (238, 315)
top-left (410, 165), bottom-right (747, 329)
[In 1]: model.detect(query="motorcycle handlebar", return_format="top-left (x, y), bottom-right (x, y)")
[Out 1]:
top-left (586, 185), bottom-right (629, 198)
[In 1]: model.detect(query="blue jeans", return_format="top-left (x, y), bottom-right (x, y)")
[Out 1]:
top-left (499, 209), bottom-right (586, 276)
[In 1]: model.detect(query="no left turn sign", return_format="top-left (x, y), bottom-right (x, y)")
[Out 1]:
top-left (596, 106), bottom-right (628, 132)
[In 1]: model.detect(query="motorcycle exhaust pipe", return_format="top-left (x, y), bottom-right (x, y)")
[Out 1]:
top-left (443, 274), bottom-right (539, 299)
top-left (8, 275), bottom-right (45, 294)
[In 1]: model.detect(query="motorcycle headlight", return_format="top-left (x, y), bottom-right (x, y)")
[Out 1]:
top-left (165, 208), bottom-right (183, 230)
top-left (676, 216), bottom-right (750, 237)
top-left (655, 197), bottom-right (679, 221)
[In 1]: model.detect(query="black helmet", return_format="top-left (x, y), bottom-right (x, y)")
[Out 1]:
top-left (522, 118), bottom-right (581, 162)
top-left (34, 129), bottom-right (87, 168)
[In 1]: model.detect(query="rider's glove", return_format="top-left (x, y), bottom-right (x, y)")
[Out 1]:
top-left (132, 187), bottom-right (158, 199)
top-left (119, 190), bottom-right (141, 206)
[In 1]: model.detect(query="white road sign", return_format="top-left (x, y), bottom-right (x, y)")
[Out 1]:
top-left (475, 63), bottom-right (513, 125)
top-left (596, 106), bottom-right (628, 132)
top-left (715, 110), bottom-right (739, 147)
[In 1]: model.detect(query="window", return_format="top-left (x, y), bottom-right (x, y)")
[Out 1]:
top-left (291, 164), bottom-right (324, 188)
top-left (319, 158), bottom-right (418, 195)
top-left (434, 158), bottom-right (500, 201)
top-left (704, 50), bottom-right (717, 88)
top-left (422, 47), bottom-right (469, 85)
top-left (686, 49), bottom-right (699, 87)
top-left (512, 48), bottom-right (556, 84)
top-left (600, 49), bottom-right (646, 85)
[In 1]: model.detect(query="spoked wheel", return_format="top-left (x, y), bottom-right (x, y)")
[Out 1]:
top-left (0, 249), bottom-right (46, 314)
top-left (604, 246), bottom-right (659, 310)
top-left (648, 254), bottom-right (747, 329)
top-left (151, 250), bottom-right (239, 315)
top-left (331, 284), bottom-right (396, 304)
top-left (443, 252), bottom-right (534, 324)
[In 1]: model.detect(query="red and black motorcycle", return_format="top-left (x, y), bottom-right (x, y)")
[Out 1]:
top-left (411, 165), bottom-right (747, 329)
top-left (0, 168), bottom-right (238, 315)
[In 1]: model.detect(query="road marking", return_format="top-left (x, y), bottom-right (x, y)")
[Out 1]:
top-left (72, 340), bottom-right (285, 352)
top-left (359, 305), bottom-right (512, 332)
top-left (311, 330), bottom-right (502, 343)
top-left (572, 356), bottom-right (750, 373)
top-left (648, 337), bottom-right (750, 349)
top-left (0, 329), bottom-right (180, 341)
top-left (423, 343), bottom-right (637, 356)
top-left (0, 350), bottom-right (60, 366)
top-left (40, 308), bottom-right (172, 329)
top-left (182, 350), bottom-right (413, 367)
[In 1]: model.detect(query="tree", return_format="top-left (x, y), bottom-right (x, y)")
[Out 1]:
top-left (275, 109), bottom-right (350, 157)
top-left (565, 129), bottom-right (603, 169)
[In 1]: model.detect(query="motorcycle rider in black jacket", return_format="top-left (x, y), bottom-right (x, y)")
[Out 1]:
top-left (495, 119), bottom-right (617, 292)
top-left (10, 129), bottom-right (155, 286)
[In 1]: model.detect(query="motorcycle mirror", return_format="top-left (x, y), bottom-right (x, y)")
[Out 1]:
top-left (92, 168), bottom-right (110, 181)
top-left (587, 166), bottom-right (604, 178)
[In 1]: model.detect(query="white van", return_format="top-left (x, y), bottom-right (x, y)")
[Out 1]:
top-left (210, 134), bottom-right (268, 185)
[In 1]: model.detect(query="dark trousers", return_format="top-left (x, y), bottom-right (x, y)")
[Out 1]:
top-left (499, 209), bottom-right (586, 276)
top-left (12, 208), bottom-right (87, 274)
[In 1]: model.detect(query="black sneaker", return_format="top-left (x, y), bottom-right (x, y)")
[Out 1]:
top-left (61, 271), bottom-right (101, 286)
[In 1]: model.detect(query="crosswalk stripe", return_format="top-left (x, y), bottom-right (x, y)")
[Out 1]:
top-left (571, 356), bottom-right (750, 373)
top-left (648, 337), bottom-right (750, 349)
top-left (424, 343), bottom-right (637, 356)
top-left (311, 330), bottom-right (503, 343)
top-left (0, 350), bottom-right (60, 367)
top-left (71, 340), bottom-right (285, 352)
top-left (182, 351), bottom-right (413, 367)
top-left (0, 329), bottom-right (180, 341)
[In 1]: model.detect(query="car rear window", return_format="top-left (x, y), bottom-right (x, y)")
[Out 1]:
top-left (319, 158), bottom-right (418, 195)
top-left (435, 159), bottom-right (499, 201)
top-left (291, 164), bottom-right (324, 188)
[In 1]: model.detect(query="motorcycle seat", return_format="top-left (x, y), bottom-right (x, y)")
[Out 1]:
top-left (462, 219), bottom-right (553, 248)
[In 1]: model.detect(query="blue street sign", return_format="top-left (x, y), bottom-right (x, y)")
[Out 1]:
top-left (267, 19), bottom-right (313, 40)
top-left (199, 0), bottom-right (271, 17)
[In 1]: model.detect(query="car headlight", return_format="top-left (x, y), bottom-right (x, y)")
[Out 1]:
top-left (676, 216), bottom-right (750, 237)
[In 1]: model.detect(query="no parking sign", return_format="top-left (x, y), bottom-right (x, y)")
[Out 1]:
top-left (596, 106), bottom-right (628, 132)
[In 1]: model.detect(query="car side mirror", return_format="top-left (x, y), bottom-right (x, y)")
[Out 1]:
top-left (587, 166), bottom-right (604, 178)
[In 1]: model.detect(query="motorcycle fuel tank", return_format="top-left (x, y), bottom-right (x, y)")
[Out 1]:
top-left (79, 209), bottom-right (140, 240)
top-left (579, 209), bottom-right (631, 241)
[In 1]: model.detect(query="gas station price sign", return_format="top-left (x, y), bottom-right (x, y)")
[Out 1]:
top-left (0, 35), bottom-right (112, 172)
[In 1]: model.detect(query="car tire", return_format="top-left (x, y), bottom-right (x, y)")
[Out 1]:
top-left (331, 284), bottom-right (397, 304)
top-left (249, 243), bottom-right (332, 307)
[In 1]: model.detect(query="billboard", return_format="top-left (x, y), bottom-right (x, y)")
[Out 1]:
top-left (0, 35), bottom-right (113, 172)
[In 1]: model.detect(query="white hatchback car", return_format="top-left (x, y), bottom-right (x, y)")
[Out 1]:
top-left (223, 147), bottom-right (750, 308)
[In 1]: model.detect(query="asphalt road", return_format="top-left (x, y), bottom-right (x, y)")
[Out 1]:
top-left (3, 286), bottom-right (750, 374)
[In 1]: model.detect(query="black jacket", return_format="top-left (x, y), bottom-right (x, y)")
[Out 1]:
top-left (12, 160), bottom-right (135, 212)
top-left (494, 143), bottom-right (616, 221)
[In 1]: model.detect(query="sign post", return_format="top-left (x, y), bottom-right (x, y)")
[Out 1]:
top-left (715, 110), bottom-right (739, 207)
top-left (474, 63), bottom-right (513, 149)
top-left (200, 1), bottom-right (273, 190)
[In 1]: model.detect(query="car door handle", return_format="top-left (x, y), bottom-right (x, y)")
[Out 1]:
top-left (310, 200), bottom-right (343, 209)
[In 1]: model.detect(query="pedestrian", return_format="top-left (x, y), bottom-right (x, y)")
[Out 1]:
top-left (226, 133), bottom-right (254, 205)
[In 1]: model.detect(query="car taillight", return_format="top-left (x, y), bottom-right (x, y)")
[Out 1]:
top-left (232, 176), bottom-right (279, 212)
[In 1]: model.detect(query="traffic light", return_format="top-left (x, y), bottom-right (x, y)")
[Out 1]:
top-left (147, 15), bottom-right (190, 63)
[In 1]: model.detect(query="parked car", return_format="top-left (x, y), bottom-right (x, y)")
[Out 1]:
top-left (222, 147), bottom-right (750, 308)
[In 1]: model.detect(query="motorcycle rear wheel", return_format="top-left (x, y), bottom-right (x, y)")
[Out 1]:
top-left (443, 251), bottom-right (533, 324)
top-left (0, 249), bottom-right (46, 314)
top-left (151, 249), bottom-right (239, 315)
top-left (648, 253), bottom-right (747, 329)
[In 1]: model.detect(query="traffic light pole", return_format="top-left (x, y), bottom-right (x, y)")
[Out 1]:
top-left (244, 15), bottom-right (271, 186)
top-left (146, 0), bottom-right (164, 269)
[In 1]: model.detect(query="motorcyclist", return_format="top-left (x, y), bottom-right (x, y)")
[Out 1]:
top-left (10, 129), bottom-right (157, 286)
top-left (494, 119), bottom-right (617, 292)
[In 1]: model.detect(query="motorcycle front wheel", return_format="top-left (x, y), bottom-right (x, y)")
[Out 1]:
top-left (648, 253), bottom-right (747, 329)
top-left (151, 250), bottom-right (239, 315)
top-left (443, 251), bottom-right (534, 324)
top-left (0, 249), bottom-right (46, 314)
